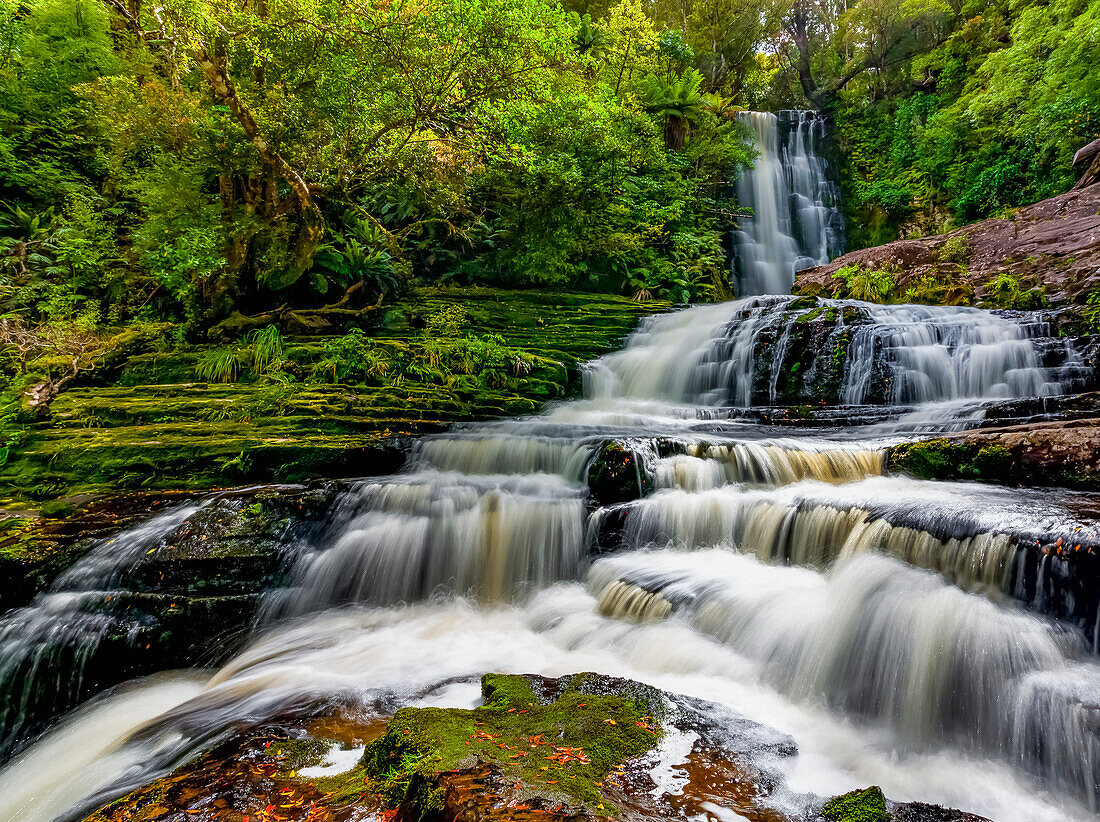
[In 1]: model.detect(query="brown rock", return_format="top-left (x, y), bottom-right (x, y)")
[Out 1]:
top-left (795, 185), bottom-right (1100, 306)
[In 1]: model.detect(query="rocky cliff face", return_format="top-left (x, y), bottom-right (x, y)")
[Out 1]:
top-left (794, 184), bottom-right (1100, 306)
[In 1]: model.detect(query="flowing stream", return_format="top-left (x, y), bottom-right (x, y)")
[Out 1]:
top-left (2, 297), bottom-right (1099, 822)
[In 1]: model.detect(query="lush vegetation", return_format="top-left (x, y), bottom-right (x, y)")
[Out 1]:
top-left (0, 0), bottom-right (1097, 505)
top-left (0, 0), bottom-right (751, 335)
top-left (804, 0), bottom-right (1100, 246)
top-left (4, 0), bottom-right (1095, 341)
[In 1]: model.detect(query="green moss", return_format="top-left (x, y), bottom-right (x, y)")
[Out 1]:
top-left (0, 288), bottom-right (666, 508)
top-left (0, 516), bottom-right (44, 561)
top-left (821, 786), bottom-right (890, 822)
top-left (361, 673), bottom-right (663, 818)
top-left (889, 439), bottom-right (1013, 481)
top-left (309, 764), bottom-right (373, 804)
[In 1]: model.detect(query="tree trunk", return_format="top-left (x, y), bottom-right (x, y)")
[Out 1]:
top-left (193, 45), bottom-right (325, 293)
top-left (1073, 138), bottom-right (1100, 190)
top-left (665, 116), bottom-right (687, 151)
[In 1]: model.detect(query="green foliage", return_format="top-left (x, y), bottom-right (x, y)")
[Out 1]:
top-left (196, 326), bottom-right (287, 384)
top-left (830, 265), bottom-right (895, 303)
top-left (638, 69), bottom-right (707, 149)
top-left (195, 347), bottom-right (248, 384)
top-left (821, 786), bottom-right (890, 822)
top-left (980, 271), bottom-right (1047, 310)
top-left (425, 305), bottom-right (468, 339)
top-left (0, 0), bottom-right (759, 330)
top-left (1082, 291), bottom-right (1100, 333)
top-left (310, 329), bottom-right (392, 385)
top-left (245, 326), bottom-right (285, 375)
top-left (937, 235), bottom-right (971, 266)
top-left (903, 273), bottom-right (974, 306)
top-left (826, 0), bottom-right (1100, 244)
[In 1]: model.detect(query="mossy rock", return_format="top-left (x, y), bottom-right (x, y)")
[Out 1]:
top-left (362, 672), bottom-right (665, 818)
top-left (889, 439), bottom-right (1014, 483)
top-left (0, 287), bottom-right (668, 508)
top-left (821, 786), bottom-right (890, 822)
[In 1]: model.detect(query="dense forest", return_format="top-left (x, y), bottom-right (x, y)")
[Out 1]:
top-left (2, 0), bottom-right (1097, 332)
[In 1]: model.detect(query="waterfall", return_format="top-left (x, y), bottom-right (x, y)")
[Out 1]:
top-left (0, 502), bottom-right (209, 760)
top-left (585, 296), bottom-right (1085, 427)
top-left (4, 295), bottom-right (1100, 822)
top-left (733, 111), bottom-right (843, 296)
top-left (588, 550), bottom-right (1098, 803)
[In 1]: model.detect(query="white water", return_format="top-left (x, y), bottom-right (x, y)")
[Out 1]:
top-left (0, 501), bottom-right (208, 757)
top-left (2, 296), bottom-right (1098, 821)
top-left (0, 588), bottom-right (1094, 822)
top-left (733, 111), bottom-right (842, 296)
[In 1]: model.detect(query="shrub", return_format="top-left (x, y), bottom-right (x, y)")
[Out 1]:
top-left (1083, 291), bottom-right (1100, 334)
top-left (195, 347), bottom-right (248, 383)
top-left (246, 325), bottom-right (285, 374)
top-left (936, 234), bottom-right (971, 266)
top-left (902, 273), bottom-right (974, 306)
top-left (830, 265), bottom-right (894, 303)
top-left (980, 271), bottom-right (1047, 310)
top-left (425, 305), bottom-right (468, 338)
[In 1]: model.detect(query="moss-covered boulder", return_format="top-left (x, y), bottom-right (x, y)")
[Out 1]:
top-left (889, 421), bottom-right (1100, 491)
top-left (822, 787), bottom-right (890, 822)
top-left (819, 786), bottom-right (991, 822)
top-left (362, 673), bottom-right (665, 819)
top-left (888, 439), bottom-right (1014, 483)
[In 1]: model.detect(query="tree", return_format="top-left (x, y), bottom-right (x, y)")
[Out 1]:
top-left (92, 0), bottom-right (578, 323)
top-left (639, 70), bottom-right (707, 149)
top-left (769, 0), bottom-right (954, 110)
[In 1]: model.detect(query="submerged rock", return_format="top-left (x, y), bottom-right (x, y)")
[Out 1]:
top-left (586, 442), bottom-right (654, 506)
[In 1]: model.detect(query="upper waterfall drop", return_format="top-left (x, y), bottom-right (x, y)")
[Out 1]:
top-left (733, 111), bottom-right (844, 296)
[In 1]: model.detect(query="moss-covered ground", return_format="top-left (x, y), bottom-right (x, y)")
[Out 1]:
top-left (0, 288), bottom-right (664, 518)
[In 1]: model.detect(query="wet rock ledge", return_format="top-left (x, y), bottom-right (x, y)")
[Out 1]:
top-left (889, 420), bottom-right (1100, 491)
top-left (83, 673), bottom-right (986, 822)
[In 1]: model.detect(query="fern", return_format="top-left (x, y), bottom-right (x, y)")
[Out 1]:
top-left (831, 265), bottom-right (894, 303)
top-left (196, 347), bottom-right (247, 383)
top-left (246, 325), bottom-right (285, 374)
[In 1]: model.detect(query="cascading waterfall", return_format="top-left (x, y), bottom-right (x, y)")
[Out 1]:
top-left (588, 550), bottom-right (1099, 803)
top-left (0, 502), bottom-right (208, 760)
top-left (4, 295), bottom-right (1100, 822)
top-left (265, 472), bottom-right (587, 618)
top-left (733, 111), bottom-right (843, 296)
top-left (586, 296), bottom-right (1087, 428)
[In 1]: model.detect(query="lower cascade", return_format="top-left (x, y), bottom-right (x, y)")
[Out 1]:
top-left (3, 295), bottom-right (1100, 822)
